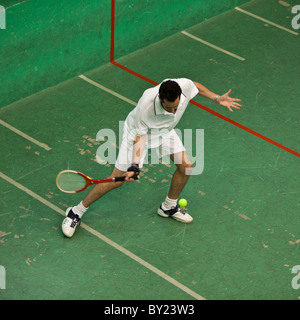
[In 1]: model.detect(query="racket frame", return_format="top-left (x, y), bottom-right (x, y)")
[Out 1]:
top-left (56, 170), bottom-right (125, 193)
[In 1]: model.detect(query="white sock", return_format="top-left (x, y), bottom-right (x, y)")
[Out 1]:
top-left (72, 201), bottom-right (88, 218)
top-left (162, 196), bottom-right (177, 210)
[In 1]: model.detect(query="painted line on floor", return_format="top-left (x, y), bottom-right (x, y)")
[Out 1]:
top-left (0, 170), bottom-right (206, 300)
top-left (181, 31), bottom-right (246, 61)
top-left (80, 67), bottom-right (300, 158)
top-left (0, 119), bottom-right (51, 151)
top-left (235, 7), bottom-right (299, 35)
top-left (79, 75), bottom-right (136, 106)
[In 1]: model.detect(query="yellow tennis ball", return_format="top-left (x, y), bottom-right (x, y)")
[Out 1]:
top-left (178, 198), bottom-right (187, 207)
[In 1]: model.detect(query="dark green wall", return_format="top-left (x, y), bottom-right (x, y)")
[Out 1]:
top-left (0, 0), bottom-right (111, 108)
top-left (115, 0), bottom-right (249, 59)
top-left (0, 0), bottom-right (249, 108)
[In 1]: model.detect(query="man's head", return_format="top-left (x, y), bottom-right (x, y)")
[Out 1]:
top-left (159, 80), bottom-right (182, 114)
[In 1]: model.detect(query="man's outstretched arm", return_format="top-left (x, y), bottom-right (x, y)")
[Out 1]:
top-left (193, 81), bottom-right (242, 112)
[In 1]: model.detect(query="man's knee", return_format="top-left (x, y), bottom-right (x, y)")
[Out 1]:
top-left (172, 152), bottom-right (193, 175)
top-left (177, 162), bottom-right (193, 175)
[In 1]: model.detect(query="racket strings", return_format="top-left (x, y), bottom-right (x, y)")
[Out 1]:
top-left (57, 172), bottom-right (87, 192)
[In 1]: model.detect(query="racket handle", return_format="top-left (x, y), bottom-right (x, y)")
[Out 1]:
top-left (113, 176), bottom-right (126, 182)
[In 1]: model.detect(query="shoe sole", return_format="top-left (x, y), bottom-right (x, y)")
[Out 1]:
top-left (62, 207), bottom-right (79, 238)
top-left (157, 208), bottom-right (193, 224)
top-left (62, 217), bottom-right (75, 238)
top-left (157, 208), bottom-right (169, 218)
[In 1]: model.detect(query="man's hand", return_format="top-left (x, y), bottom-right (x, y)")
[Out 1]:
top-left (124, 162), bottom-right (140, 182)
top-left (123, 171), bottom-right (137, 182)
top-left (217, 89), bottom-right (242, 112)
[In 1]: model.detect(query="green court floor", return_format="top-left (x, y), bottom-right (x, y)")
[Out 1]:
top-left (0, 0), bottom-right (299, 300)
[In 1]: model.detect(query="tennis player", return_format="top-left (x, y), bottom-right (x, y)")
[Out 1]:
top-left (62, 78), bottom-right (241, 237)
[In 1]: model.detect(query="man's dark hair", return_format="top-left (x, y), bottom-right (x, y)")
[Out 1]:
top-left (159, 80), bottom-right (182, 102)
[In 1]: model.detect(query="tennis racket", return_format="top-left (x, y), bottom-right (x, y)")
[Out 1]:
top-left (56, 170), bottom-right (126, 193)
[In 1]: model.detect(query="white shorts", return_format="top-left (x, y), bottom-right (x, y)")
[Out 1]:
top-left (115, 129), bottom-right (186, 171)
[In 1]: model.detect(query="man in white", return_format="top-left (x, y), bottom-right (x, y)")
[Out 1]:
top-left (62, 78), bottom-right (242, 237)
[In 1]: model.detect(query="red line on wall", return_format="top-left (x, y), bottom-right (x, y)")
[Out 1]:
top-left (110, 0), bottom-right (115, 62)
top-left (111, 61), bottom-right (158, 86)
top-left (190, 100), bottom-right (300, 157)
top-left (109, 0), bottom-right (300, 158)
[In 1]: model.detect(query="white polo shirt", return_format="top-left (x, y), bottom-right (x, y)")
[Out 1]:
top-left (123, 78), bottom-right (199, 148)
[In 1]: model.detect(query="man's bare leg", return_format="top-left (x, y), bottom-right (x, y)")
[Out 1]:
top-left (62, 167), bottom-right (128, 237)
top-left (167, 151), bottom-right (193, 200)
top-left (82, 167), bottom-right (126, 208)
top-left (157, 151), bottom-right (193, 223)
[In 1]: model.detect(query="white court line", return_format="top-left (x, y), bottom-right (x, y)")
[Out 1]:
top-left (79, 75), bottom-right (137, 106)
top-left (0, 170), bottom-right (206, 300)
top-left (1, 74), bottom-right (133, 152)
top-left (181, 31), bottom-right (246, 61)
top-left (235, 6), bottom-right (299, 35)
top-left (0, 119), bottom-right (51, 151)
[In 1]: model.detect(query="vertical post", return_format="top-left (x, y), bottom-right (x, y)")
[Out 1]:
top-left (110, 0), bottom-right (115, 62)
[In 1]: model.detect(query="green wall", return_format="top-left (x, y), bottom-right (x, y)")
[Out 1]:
top-left (115, 0), bottom-right (249, 59)
top-left (0, 0), bottom-right (249, 108)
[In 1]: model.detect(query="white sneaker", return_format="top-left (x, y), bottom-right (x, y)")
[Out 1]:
top-left (62, 207), bottom-right (81, 238)
top-left (157, 205), bottom-right (193, 223)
